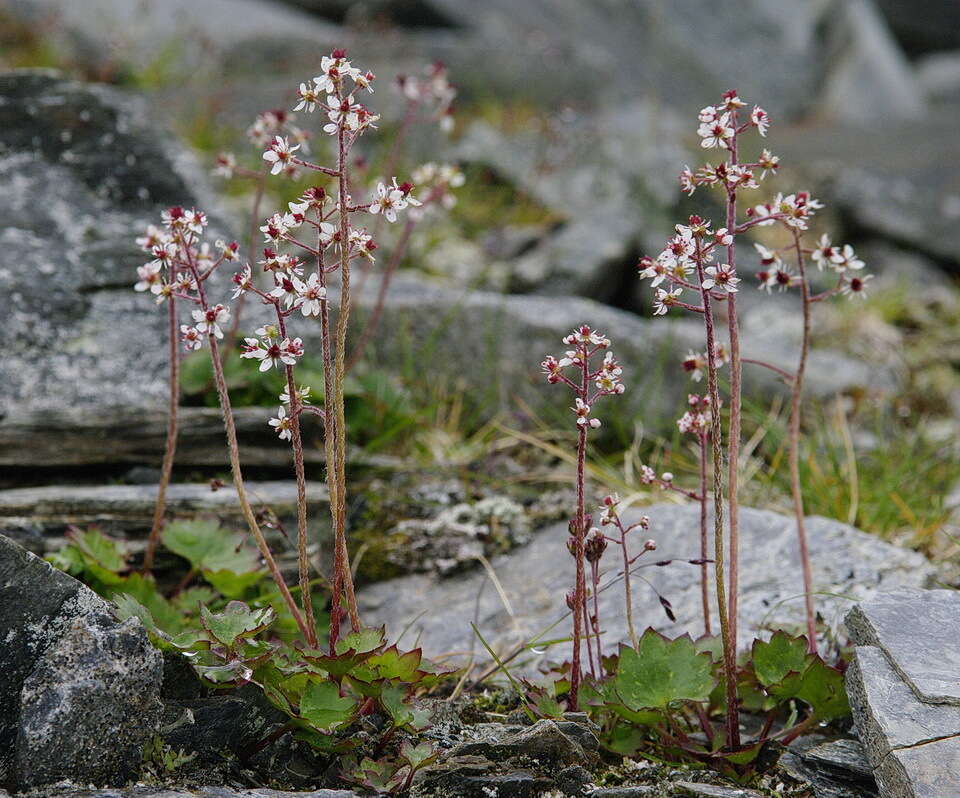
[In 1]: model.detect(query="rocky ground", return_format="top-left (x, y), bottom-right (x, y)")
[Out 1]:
top-left (2, 0), bottom-right (960, 796)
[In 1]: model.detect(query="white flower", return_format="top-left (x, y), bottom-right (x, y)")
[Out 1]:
top-left (653, 287), bottom-right (682, 315)
top-left (702, 264), bottom-right (740, 293)
top-left (573, 397), bottom-right (601, 429)
top-left (841, 273), bottom-right (873, 299)
top-left (192, 304), bottom-right (230, 339)
top-left (682, 350), bottom-right (707, 382)
top-left (280, 385), bottom-right (312, 405)
top-left (294, 81), bottom-right (322, 112)
top-left (369, 181), bottom-right (407, 223)
top-left (241, 334), bottom-right (302, 372)
top-left (231, 266), bottom-right (254, 299)
top-left (262, 136), bottom-right (300, 175)
top-left (757, 149), bottom-right (780, 178)
top-left (270, 273), bottom-right (300, 309)
top-left (295, 272), bottom-right (326, 316)
top-left (134, 262), bottom-right (162, 294)
top-left (697, 112), bottom-right (734, 149)
top-left (750, 106), bottom-right (769, 136)
top-left (269, 406), bottom-right (293, 441)
top-left (213, 152), bottom-right (236, 179)
top-left (180, 325), bottom-right (203, 351)
top-left (679, 165), bottom-right (696, 196)
top-left (136, 224), bottom-right (169, 252)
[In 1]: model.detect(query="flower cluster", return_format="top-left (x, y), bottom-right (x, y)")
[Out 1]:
top-left (293, 50), bottom-right (379, 137)
top-left (396, 61), bottom-right (457, 133)
top-left (677, 394), bottom-right (713, 436)
top-left (133, 207), bottom-right (241, 352)
top-left (542, 326), bottom-right (625, 430)
top-left (214, 109), bottom-right (312, 181)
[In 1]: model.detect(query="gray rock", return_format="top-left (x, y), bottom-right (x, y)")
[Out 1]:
top-left (776, 107), bottom-right (960, 268)
top-left (588, 788), bottom-right (657, 797)
top-left (916, 52), bottom-right (960, 104)
top-left (875, 736), bottom-right (960, 798)
top-left (448, 719), bottom-right (596, 769)
top-left (674, 784), bottom-right (764, 798)
top-left (874, 0), bottom-right (960, 55)
top-left (14, 788), bottom-right (357, 798)
top-left (846, 646), bottom-right (960, 758)
top-left (0, 534), bottom-right (163, 791)
top-left (0, 481), bottom-right (329, 545)
top-left (358, 504), bottom-right (933, 669)
top-left (454, 103), bottom-right (681, 299)
top-left (818, 0), bottom-right (927, 124)
top-left (844, 591), bottom-right (960, 798)
top-left (846, 589), bottom-right (960, 705)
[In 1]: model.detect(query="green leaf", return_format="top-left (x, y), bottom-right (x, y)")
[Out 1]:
top-left (114, 572), bottom-right (185, 634)
top-left (200, 601), bottom-right (274, 647)
top-left (163, 520), bottom-right (260, 574)
top-left (752, 631), bottom-right (810, 687)
top-left (112, 593), bottom-right (172, 648)
top-left (334, 626), bottom-right (386, 656)
top-left (400, 740), bottom-right (439, 771)
top-left (367, 645), bottom-right (422, 681)
top-left (772, 659), bottom-right (850, 721)
top-left (299, 681), bottom-right (357, 731)
top-left (203, 568), bottom-right (264, 598)
top-left (613, 630), bottom-right (715, 711)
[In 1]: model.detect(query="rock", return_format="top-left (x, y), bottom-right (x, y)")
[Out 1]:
top-left (0, 70), bottom-right (254, 472)
top-left (453, 103), bottom-right (682, 299)
top-left (449, 719), bottom-right (596, 769)
top-left (674, 784), bottom-right (764, 798)
top-left (13, 787), bottom-right (357, 798)
top-left (780, 736), bottom-right (878, 798)
top-left (0, 481), bottom-right (330, 548)
top-left (846, 588), bottom-right (960, 704)
top-left (776, 107), bottom-right (960, 268)
top-left (588, 788), bottom-right (657, 797)
top-left (161, 684), bottom-right (287, 763)
top-left (874, 0), bottom-right (960, 55)
top-left (381, 496), bottom-right (530, 577)
top-left (845, 591), bottom-right (960, 798)
top-left (916, 52), bottom-right (960, 104)
top-left (0, 533), bottom-right (163, 790)
top-left (818, 0), bottom-right (927, 124)
top-left (554, 764), bottom-right (592, 795)
top-left (358, 504), bottom-right (934, 669)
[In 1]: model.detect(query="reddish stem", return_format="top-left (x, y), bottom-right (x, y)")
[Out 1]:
top-left (143, 294), bottom-right (180, 573)
top-left (789, 229), bottom-right (818, 653)
top-left (698, 432), bottom-right (712, 637)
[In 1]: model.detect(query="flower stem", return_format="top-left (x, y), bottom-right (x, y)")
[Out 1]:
top-left (569, 422), bottom-right (587, 711)
top-left (695, 241), bottom-right (739, 751)
top-left (143, 294), bottom-right (179, 573)
top-left (276, 310), bottom-right (318, 648)
top-left (698, 432), bottom-right (712, 637)
top-left (330, 111), bottom-right (361, 646)
top-left (790, 229), bottom-right (817, 653)
top-left (619, 523), bottom-right (638, 650)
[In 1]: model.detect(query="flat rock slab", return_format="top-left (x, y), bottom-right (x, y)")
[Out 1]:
top-left (16, 788), bottom-right (357, 798)
top-left (846, 588), bottom-right (960, 705)
top-left (0, 534), bottom-right (162, 791)
top-left (844, 590), bottom-right (960, 798)
top-left (358, 504), bottom-right (933, 668)
top-left (0, 481), bottom-right (329, 543)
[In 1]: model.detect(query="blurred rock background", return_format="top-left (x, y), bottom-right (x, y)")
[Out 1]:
top-left (0, 0), bottom-right (958, 580)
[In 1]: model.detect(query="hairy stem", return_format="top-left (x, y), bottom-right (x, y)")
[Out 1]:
top-left (330, 114), bottom-right (361, 645)
top-left (569, 421), bottom-right (587, 711)
top-left (725, 132), bottom-right (742, 655)
top-left (695, 241), bottom-right (739, 750)
top-left (277, 310), bottom-right (318, 648)
top-left (698, 433), bottom-right (712, 637)
top-left (790, 229), bottom-right (817, 653)
top-left (143, 294), bottom-right (180, 573)
top-left (185, 237), bottom-right (310, 641)
top-left (619, 524), bottom-right (638, 649)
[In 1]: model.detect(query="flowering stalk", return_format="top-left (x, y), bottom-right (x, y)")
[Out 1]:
top-left (598, 496), bottom-right (654, 651)
top-left (142, 292), bottom-right (179, 573)
top-left (641, 92), bottom-right (872, 748)
top-left (135, 207), bottom-right (312, 641)
top-left (254, 51), bottom-right (426, 648)
top-left (542, 326), bottom-right (625, 708)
